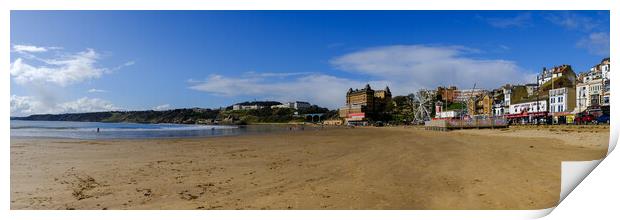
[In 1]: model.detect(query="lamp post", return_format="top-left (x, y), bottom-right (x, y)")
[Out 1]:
top-left (536, 83), bottom-right (540, 126)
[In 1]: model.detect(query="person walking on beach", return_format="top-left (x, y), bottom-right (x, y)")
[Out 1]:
top-left (96, 128), bottom-right (100, 133)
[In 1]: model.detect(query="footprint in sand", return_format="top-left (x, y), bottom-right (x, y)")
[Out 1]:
top-left (136, 188), bottom-right (152, 197)
top-left (178, 190), bottom-right (200, 200)
top-left (57, 168), bottom-right (111, 200)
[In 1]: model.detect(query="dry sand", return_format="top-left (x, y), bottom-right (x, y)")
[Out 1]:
top-left (10, 126), bottom-right (609, 210)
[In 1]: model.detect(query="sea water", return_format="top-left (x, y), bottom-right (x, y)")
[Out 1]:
top-left (10, 120), bottom-right (291, 139)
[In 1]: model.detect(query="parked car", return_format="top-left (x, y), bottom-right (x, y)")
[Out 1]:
top-left (597, 114), bottom-right (610, 124)
top-left (585, 105), bottom-right (604, 118)
top-left (574, 113), bottom-right (597, 125)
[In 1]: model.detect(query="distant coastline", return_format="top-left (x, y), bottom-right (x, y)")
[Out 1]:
top-left (11, 106), bottom-right (337, 125)
top-left (11, 109), bottom-right (220, 124)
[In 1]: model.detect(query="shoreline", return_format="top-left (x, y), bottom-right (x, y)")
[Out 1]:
top-left (11, 126), bottom-right (608, 210)
top-left (10, 119), bottom-right (313, 126)
top-left (10, 121), bottom-right (335, 140)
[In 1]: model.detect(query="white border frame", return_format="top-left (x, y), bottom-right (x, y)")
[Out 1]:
top-left (2, 1), bottom-right (616, 219)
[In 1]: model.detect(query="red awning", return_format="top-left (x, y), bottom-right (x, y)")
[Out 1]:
top-left (528, 111), bottom-right (549, 117)
top-left (504, 112), bottom-right (528, 118)
top-left (504, 111), bottom-right (548, 118)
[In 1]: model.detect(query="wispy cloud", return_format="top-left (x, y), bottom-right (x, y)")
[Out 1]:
top-left (110, 60), bottom-right (136, 72)
top-left (546, 12), bottom-right (599, 32)
top-left (485, 13), bottom-right (533, 28)
top-left (11, 95), bottom-right (119, 116)
top-left (189, 44), bottom-right (533, 108)
top-left (88, 88), bottom-right (107, 93)
top-left (499, 45), bottom-right (511, 51)
top-left (243, 71), bottom-right (316, 78)
top-left (12, 44), bottom-right (60, 53)
top-left (577, 32), bottom-right (610, 56)
top-left (544, 12), bottom-right (608, 56)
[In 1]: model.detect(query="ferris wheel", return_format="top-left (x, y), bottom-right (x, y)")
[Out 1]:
top-left (412, 89), bottom-right (434, 123)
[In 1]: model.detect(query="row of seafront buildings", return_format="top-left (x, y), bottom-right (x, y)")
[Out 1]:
top-left (336, 57), bottom-right (610, 125)
top-left (437, 58), bottom-right (610, 124)
top-left (232, 101), bottom-right (311, 111)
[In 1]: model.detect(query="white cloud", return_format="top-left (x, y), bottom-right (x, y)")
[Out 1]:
top-left (189, 73), bottom-right (388, 108)
top-left (10, 95), bottom-right (44, 116)
top-left (577, 32), bottom-right (610, 56)
top-left (10, 45), bottom-right (134, 87)
top-left (153, 104), bottom-right (171, 111)
top-left (88, 88), bottom-right (107, 93)
top-left (485, 13), bottom-right (533, 28)
top-left (330, 45), bottom-right (533, 93)
top-left (12, 44), bottom-right (59, 53)
top-left (11, 95), bottom-right (119, 116)
top-left (10, 45), bottom-right (132, 116)
top-left (10, 48), bottom-right (105, 86)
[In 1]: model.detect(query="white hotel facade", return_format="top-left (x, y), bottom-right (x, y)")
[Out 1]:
top-left (575, 58), bottom-right (610, 113)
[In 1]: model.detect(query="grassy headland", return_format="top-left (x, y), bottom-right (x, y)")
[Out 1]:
top-left (11, 105), bottom-right (339, 125)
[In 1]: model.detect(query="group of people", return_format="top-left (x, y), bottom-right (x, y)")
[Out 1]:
top-left (288, 125), bottom-right (305, 131)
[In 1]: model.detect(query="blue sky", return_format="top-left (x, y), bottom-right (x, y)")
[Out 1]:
top-left (10, 11), bottom-right (610, 116)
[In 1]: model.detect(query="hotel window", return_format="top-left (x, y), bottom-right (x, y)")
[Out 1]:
top-left (550, 98), bottom-right (554, 103)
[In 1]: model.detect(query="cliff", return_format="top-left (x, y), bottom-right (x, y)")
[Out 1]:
top-left (11, 108), bottom-right (220, 124)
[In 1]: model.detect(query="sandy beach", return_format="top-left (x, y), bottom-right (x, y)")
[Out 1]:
top-left (10, 126), bottom-right (609, 210)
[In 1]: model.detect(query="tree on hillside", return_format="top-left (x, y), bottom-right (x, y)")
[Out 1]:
top-left (297, 105), bottom-right (330, 114)
top-left (391, 94), bottom-right (416, 123)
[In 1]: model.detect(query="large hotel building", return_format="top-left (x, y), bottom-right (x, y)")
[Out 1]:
top-left (339, 84), bottom-right (392, 123)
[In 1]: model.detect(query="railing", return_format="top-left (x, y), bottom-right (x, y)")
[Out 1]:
top-left (425, 117), bottom-right (508, 131)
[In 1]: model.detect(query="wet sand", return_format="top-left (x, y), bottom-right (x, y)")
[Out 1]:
top-left (10, 126), bottom-right (608, 210)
